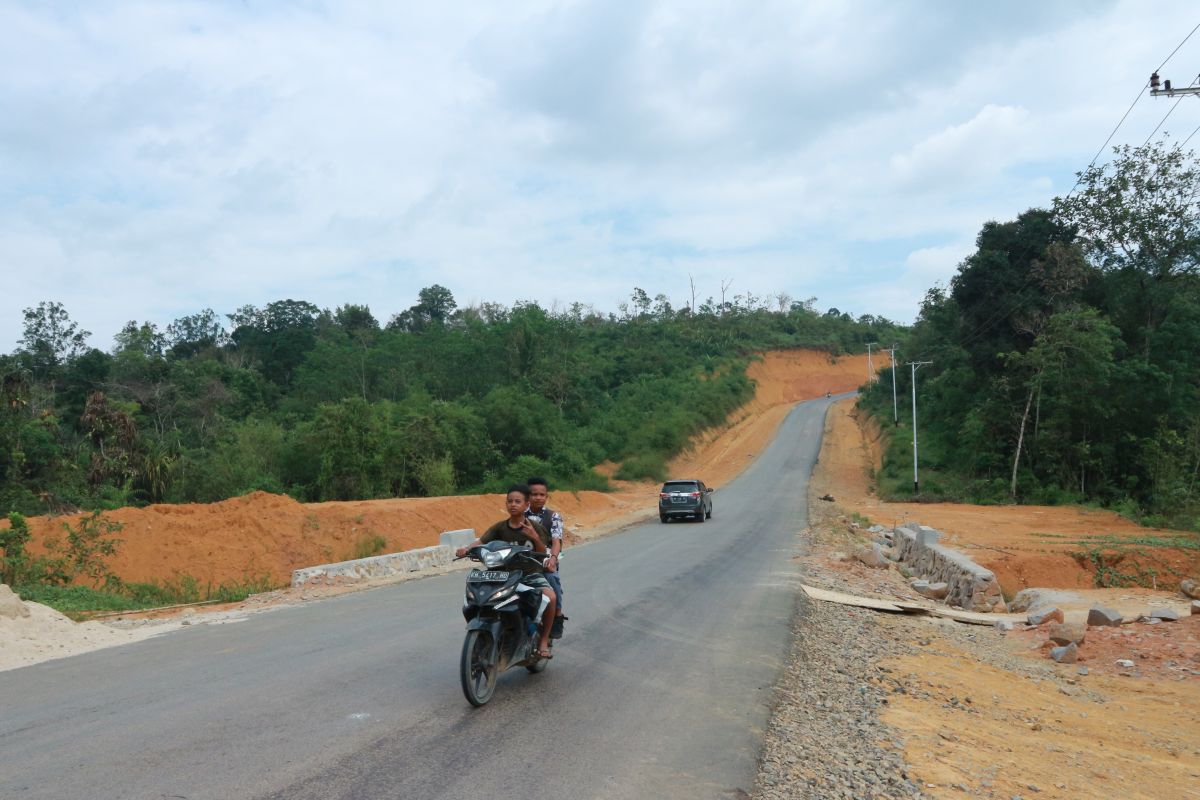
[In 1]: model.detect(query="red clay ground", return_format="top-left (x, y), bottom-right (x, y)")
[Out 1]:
top-left (818, 399), bottom-right (1200, 592)
top-left (803, 397), bottom-right (1200, 799)
top-left (7, 350), bottom-right (873, 590)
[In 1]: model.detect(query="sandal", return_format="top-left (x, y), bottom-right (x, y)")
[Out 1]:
top-left (536, 647), bottom-right (554, 659)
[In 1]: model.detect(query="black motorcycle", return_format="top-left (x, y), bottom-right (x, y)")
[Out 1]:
top-left (458, 541), bottom-right (552, 706)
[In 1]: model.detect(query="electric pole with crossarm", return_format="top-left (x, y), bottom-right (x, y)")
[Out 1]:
top-left (1150, 71), bottom-right (1200, 97)
top-left (908, 360), bottom-right (932, 494)
top-left (885, 343), bottom-right (899, 425)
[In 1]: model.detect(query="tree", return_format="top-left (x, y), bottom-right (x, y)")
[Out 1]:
top-left (228, 300), bottom-right (322, 387)
top-left (1004, 309), bottom-right (1119, 498)
top-left (113, 321), bottom-right (166, 358)
top-left (18, 302), bottom-right (90, 377)
top-left (1054, 140), bottom-right (1200, 354)
top-left (166, 309), bottom-right (227, 358)
top-left (333, 304), bottom-right (379, 337)
top-left (388, 285), bottom-right (458, 332)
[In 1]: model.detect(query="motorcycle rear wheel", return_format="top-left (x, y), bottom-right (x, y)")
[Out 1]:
top-left (461, 630), bottom-right (498, 706)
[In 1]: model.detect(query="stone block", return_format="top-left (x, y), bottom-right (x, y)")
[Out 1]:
top-left (1027, 608), bottom-right (1064, 626)
top-left (855, 543), bottom-right (890, 569)
top-left (1087, 606), bottom-right (1123, 627)
top-left (1050, 642), bottom-right (1078, 664)
top-left (1047, 622), bottom-right (1086, 646)
top-left (1191, 600), bottom-right (1200, 615)
top-left (915, 581), bottom-right (949, 600)
top-left (1181, 578), bottom-right (1200, 599)
top-left (1149, 608), bottom-right (1179, 622)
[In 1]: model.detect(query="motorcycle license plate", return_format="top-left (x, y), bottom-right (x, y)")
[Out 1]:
top-left (469, 570), bottom-right (510, 581)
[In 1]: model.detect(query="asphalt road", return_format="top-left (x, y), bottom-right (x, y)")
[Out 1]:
top-left (0, 396), bottom-right (834, 800)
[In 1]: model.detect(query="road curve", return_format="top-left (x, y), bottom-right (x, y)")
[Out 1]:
top-left (0, 396), bottom-right (835, 800)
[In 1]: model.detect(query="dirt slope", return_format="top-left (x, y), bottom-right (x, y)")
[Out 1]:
top-left (815, 398), bottom-right (1200, 591)
top-left (9, 350), bottom-right (873, 589)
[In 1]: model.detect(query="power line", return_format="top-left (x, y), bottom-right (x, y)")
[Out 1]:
top-left (1067, 84), bottom-right (1146, 197)
top-left (1184, 120), bottom-right (1200, 148)
top-left (1068, 22), bottom-right (1200, 197)
top-left (1144, 76), bottom-right (1199, 145)
top-left (1156, 21), bottom-right (1200, 73)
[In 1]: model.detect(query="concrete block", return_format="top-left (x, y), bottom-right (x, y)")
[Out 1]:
top-left (439, 529), bottom-right (476, 549)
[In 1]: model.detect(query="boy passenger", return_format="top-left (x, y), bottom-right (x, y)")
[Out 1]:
top-left (525, 476), bottom-right (567, 639)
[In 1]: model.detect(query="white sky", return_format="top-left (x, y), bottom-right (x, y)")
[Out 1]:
top-left (3, 1), bottom-right (1199, 349)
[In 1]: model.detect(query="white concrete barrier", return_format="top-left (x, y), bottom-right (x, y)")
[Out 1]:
top-left (291, 529), bottom-right (477, 588)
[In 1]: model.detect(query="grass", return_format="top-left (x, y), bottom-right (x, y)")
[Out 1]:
top-left (352, 533), bottom-right (388, 559)
top-left (16, 574), bottom-right (276, 620)
top-left (1067, 531), bottom-right (1198, 588)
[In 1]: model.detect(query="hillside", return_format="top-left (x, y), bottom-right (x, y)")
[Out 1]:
top-left (12, 350), bottom-right (873, 589)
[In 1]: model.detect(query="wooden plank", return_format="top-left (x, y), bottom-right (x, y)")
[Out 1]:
top-left (801, 584), bottom-right (927, 614)
top-left (928, 607), bottom-right (1026, 626)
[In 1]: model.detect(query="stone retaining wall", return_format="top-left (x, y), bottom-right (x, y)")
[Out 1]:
top-left (291, 528), bottom-right (476, 588)
top-left (892, 523), bottom-right (1007, 613)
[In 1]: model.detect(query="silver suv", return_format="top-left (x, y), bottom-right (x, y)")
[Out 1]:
top-left (658, 479), bottom-right (713, 523)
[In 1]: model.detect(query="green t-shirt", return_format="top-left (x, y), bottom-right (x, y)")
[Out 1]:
top-left (479, 519), bottom-right (549, 574)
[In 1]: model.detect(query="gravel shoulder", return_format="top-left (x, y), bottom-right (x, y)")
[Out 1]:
top-left (753, 401), bottom-right (1200, 800)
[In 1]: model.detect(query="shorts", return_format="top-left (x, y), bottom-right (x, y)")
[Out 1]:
top-left (519, 572), bottom-right (551, 590)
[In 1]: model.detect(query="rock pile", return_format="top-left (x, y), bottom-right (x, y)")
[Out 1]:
top-left (1028, 602), bottom-right (1189, 667)
top-left (892, 524), bottom-right (1007, 612)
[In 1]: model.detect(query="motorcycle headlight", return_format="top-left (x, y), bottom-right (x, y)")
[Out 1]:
top-left (490, 585), bottom-right (514, 601)
top-left (482, 548), bottom-right (512, 568)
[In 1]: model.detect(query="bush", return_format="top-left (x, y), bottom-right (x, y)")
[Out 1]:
top-left (415, 455), bottom-right (456, 497)
top-left (614, 453), bottom-right (667, 482)
top-left (352, 533), bottom-right (388, 559)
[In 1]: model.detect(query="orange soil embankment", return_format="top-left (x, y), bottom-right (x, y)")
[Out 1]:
top-left (817, 398), bottom-right (1200, 592)
top-left (10, 349), bottom-right (873, 590)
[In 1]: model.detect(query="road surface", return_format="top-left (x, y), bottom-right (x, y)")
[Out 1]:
top-left (0, 396), bottom-right (835, 800)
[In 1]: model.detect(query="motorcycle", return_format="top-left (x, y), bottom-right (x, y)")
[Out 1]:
top-left (457, 540), bottom-right (553, 706)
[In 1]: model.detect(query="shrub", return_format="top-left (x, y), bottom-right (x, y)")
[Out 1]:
top-left (353, 533), bottom-right (388, 559)
top-left (614, 453), bottom-right (668, 482)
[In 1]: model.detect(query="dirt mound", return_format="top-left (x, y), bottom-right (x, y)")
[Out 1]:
top-left (5, 349), bottom-right (873, 592)
top-left (0, 583), bottom-right (178, 671)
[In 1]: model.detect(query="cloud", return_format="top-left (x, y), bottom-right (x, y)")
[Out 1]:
top-left (0, 0), bottom-right (1196, 350)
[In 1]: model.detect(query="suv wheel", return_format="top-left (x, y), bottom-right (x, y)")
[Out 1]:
top-left (660, 514), bottom-right (668, 523)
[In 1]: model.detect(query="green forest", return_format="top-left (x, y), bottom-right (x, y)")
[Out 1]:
top-left (860, 141), bottom-right (1200, 532)
top-left (0, 286), bottom-right (901, 519)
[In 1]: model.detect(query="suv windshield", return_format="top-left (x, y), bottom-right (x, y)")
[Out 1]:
top-left (662, 481), bottom-right (699, 492)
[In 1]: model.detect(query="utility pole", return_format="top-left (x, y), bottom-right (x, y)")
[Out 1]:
top-left (908, 360), bottom-right (932, 494)
top-left (865, 342), bottom-right (878, 380)
top-left (1150, 71), bottom-right (1200, 98)
top-left (885, 343), bottom-right (899, 425)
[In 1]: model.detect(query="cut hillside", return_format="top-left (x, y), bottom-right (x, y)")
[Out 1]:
top-left (816, 397), bottom-right (1200, 593)
top-left (7, 350), bottom-right (873, 591)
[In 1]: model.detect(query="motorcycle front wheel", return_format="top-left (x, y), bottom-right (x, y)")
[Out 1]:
top-left (461, 629), bottom-right (498, 706)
